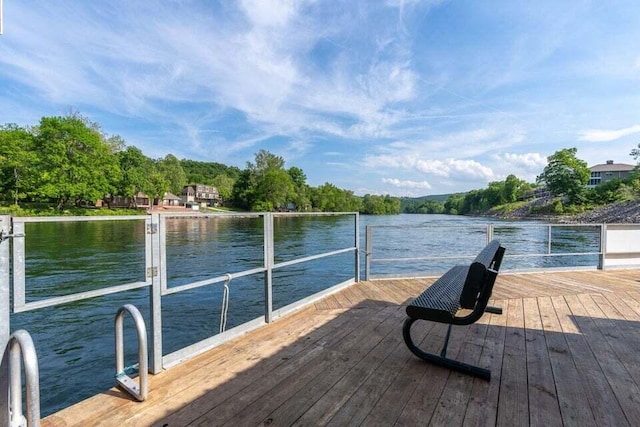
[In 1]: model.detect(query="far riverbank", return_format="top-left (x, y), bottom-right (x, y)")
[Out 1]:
top-left (483, 198), bottom-right (640, 224)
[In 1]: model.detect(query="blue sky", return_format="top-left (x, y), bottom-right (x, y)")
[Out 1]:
top-left (1, 1), bottom-right (640, 197)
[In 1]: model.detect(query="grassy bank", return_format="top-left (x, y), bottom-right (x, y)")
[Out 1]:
top-left (0, 204), bottom-right (146, 217)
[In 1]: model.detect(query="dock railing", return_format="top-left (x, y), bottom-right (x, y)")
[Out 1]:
top-left (1, 212), bottom-right (360, 376)
top-left (364, 222), bottom-right (640, 280)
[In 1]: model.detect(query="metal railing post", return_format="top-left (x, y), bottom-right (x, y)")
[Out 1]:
top-left (599, 223), bottom-right (607, 270)
top-left (365, 225), bottom-right (372, 281)
top-left (548, 225), bottom-right (552, 255)
top-left (487, 224), bottom-right (493, 243)
top-left (354, 213), bottom-right (360, 282)
top-left (264, 213), bottom-right (274, 323)
top-left (148, 214), bottom-right (163, 374)
top-left (0, 216), bottom-right (9, 359)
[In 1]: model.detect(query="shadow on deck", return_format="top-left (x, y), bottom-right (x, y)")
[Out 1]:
top-left (42, 270), bottom-right (640, 426)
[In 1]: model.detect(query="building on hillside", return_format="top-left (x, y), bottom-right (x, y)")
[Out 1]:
top-left (181, 184), bottom-right (221, 207)
top-left (587, 160), bottom-right (635, 188)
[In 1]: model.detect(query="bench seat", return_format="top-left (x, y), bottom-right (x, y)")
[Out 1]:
top-left (406, 265), bottom-right (468, 322)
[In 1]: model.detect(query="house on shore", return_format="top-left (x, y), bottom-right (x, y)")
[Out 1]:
top-left (587, 160), bottom-right (635, 188)
top-left (181, 184), bottom-right (221, 207)
top-left (161, 192), bottom-right (182, 207)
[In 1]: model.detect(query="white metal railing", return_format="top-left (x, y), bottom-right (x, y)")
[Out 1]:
top-left (364, 223), bottom-right (640, 280)
top-left (2, 212), bottom-right (359, 380)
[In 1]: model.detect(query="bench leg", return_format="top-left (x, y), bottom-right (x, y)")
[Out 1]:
top-left (402, 317), bottom-right (491, 380)
top-left (485, 305), bottom-right (502, 314)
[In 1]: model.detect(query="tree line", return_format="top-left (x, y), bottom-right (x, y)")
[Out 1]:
top-left (0, 114), bottom-right (400, 214)
top-left (405, 147), bottom-right (640, 216)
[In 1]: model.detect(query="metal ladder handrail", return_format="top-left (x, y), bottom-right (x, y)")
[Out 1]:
top-left (1, 330), bottom-right (40, 427)
top-left (114, 304), bottom-right (148, 401)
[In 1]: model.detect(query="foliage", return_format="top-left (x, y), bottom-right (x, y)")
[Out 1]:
top-left (0, 124), bottom-right (36, 205)
top-left (529, 198), bottom-right (565, 215)
top-left (180, 159), bottom-right (241, 185)
top-left (211, 173), bottom-right (235, 201)
top-left (630, 143), bottom-right (640, 163)
top-left (440, 175), bottom-right (535, 215)
top-left (115, 146), bottom-right (155, 205)
top-left (157, 154), bottom-right (187, 195)
top-left (2, 115), bottom-right (401, 214)
top-left (361, 194), bottom-right (401, 215)
top-left (404, 199), bottom-right (445, 214)
top-left (32, 115), bottom-right (121, 209)
top-left (536, 148), bottom-right (589, 204)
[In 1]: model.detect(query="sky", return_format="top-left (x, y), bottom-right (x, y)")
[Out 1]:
top-left (1, 1), bottom-right (640, 197)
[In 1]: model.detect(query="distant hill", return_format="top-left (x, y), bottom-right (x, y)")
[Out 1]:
top-left (400, 193), bottom-right (460, 210)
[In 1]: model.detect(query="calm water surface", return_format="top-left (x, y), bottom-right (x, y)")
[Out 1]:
top-left (8, 214), bottom-right (600, 416)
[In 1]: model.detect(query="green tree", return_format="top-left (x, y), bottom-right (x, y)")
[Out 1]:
top-left (32, 115), bottom-right (121, 209)
top-left (211, 173), bottom-right (235, 201)
top-left (157, 154), bottom-right (187, 195)
top-left (288, 166), bottom-right (311, 211)
top-left (630, 143), bottom-right (640, 163)
top-left (0, 124), bottom-right (36, 205)
top-left (537, 148), bottom-right (590, 204)
top-left (232, 150), bottom-right (294, 211)
top-left (116, 146), bottom-right (154, 207)
top-left (255, 168), bottom-right (294, 210)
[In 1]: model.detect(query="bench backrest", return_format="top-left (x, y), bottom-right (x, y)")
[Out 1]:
top-left (459, 239), bottom-right (505, 309)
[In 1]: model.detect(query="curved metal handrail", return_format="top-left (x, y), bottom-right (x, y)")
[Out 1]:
top-left (1, 329), bottom-right (40, 427)
top-left (115, 304), bottom-right (148, 401)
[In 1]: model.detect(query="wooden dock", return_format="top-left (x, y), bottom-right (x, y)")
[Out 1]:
top-left (42, 269), bottom-right (640, 426)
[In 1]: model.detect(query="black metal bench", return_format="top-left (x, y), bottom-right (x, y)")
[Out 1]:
top-left (403, 239), bottom-right (505, 380)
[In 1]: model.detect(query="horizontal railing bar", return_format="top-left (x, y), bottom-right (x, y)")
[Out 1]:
top-left (273, 212), bottom-right (358, 217)
top-left (366, 223), bottom-right (603, 230)
top-left (159, 212), bottom-right (265, 219)
top-left (13, 281), bottom-right (150, 313)
top-left (506, 252), bottom-right (602, 258)
top-left (371, 251), bottom-right (602, 263)
top-left (273, 247), bottom-right (356, 270)
top-left (13, 215), bottom-right (148, 223)
top-left (372, 255), bottom-right (480, 263)
top-left (161, 267), bottom-right (267, 296)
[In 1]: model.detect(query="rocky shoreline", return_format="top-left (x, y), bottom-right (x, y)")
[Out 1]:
top-left (486, 198), bottom-right (640, 224)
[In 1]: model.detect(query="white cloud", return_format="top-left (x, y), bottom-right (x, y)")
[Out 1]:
top-left (578, 125), bottom-right (640, 142)
top-left (239, 0), bottom-right (299, 28)
top-left (494, 152), bottom-right (547, 170)
top-left (364, 154), bottom-right (496, 181)
top-left (382, 178), bottom-right (432, 189)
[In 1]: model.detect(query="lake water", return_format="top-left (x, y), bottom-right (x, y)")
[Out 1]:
top-left (7, 214), bottom-right (601, 416)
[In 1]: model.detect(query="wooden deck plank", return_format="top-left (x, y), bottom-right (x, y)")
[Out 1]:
top-left (260, 308), bottom-right (407, 426)
top-left (326, 322), bottom-right (447, 426)
top-left (496, 298), bottom-right (528, 427)
top-left (381, 322), bottom-right (476, 425)
top-left (41, 269), bottom-right (640, 427)
top-left (522, 297), bottom-right (562, 427)
top-left (292, 311), bottom-right (435, 426)
top-left (551, 295), bottom-right (629, 426)
top-left (537, 296), bottom-right (597, 426)
top-left (428, 320), bottom-right (490, 427)
top-left (153, 308), bottom-right (370, 426)
top-left (189, 306), bottom-right (399, 427)
top-left (461, 308), bottom-right (507, 427)
top-left (568, 294), bottom-right (640, 423)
